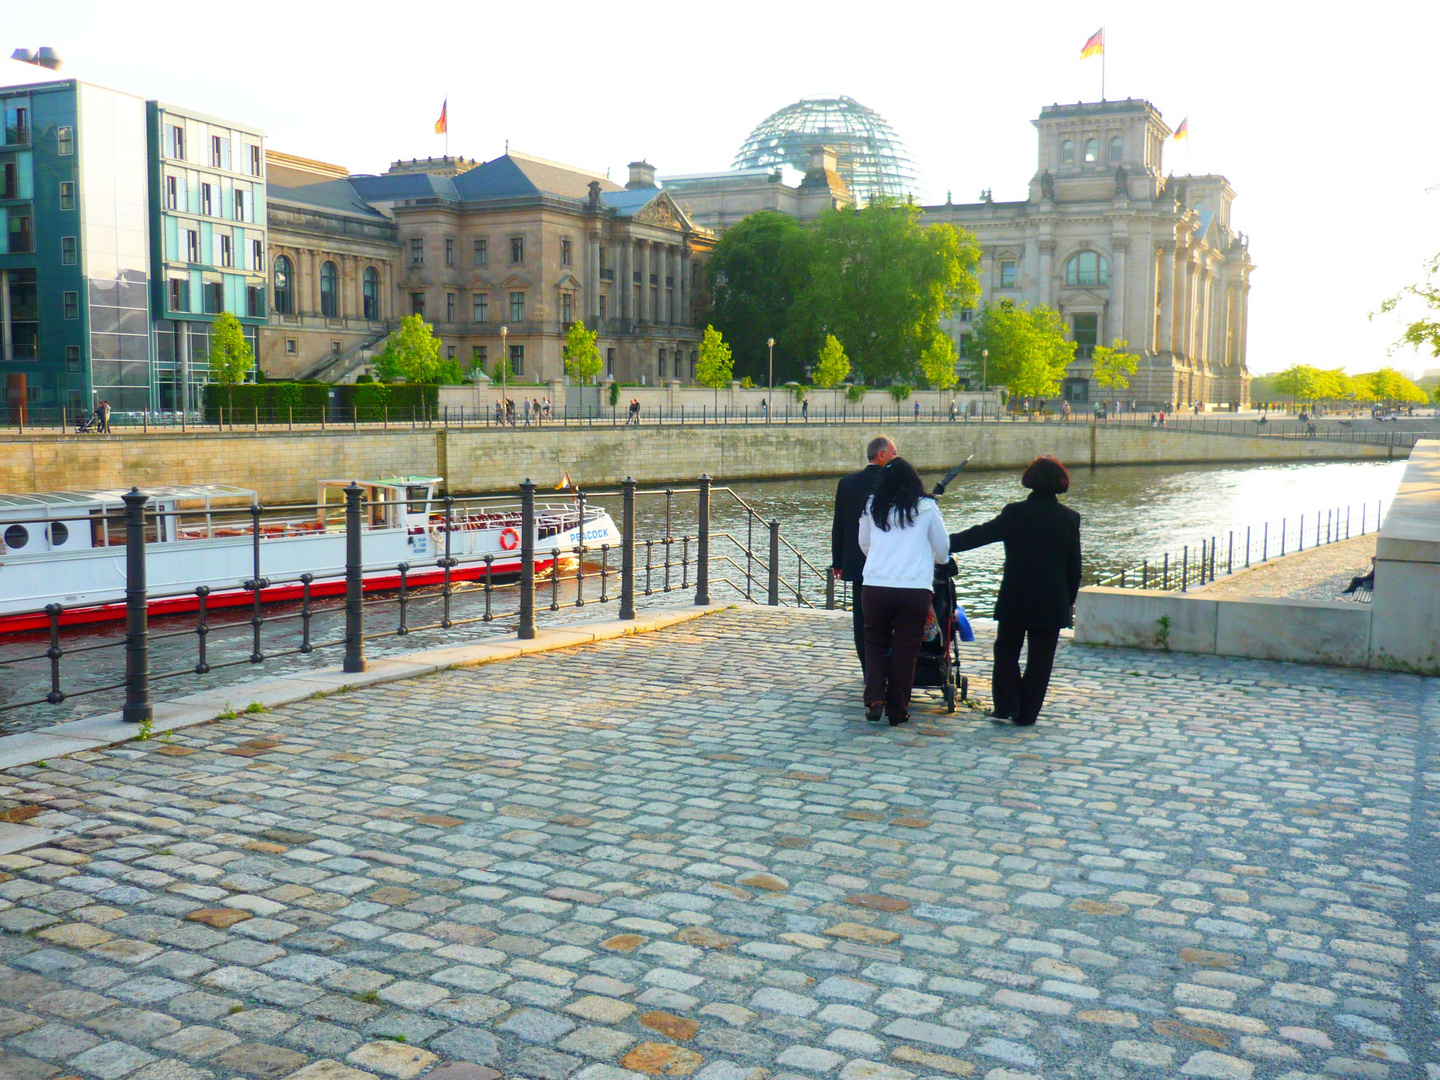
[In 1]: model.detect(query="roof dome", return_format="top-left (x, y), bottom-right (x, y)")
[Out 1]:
top-left (734, 95), bottom-right (919, 204)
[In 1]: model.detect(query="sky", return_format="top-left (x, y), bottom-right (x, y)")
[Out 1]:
top-left (4, 0), bottom-right (1439, 377)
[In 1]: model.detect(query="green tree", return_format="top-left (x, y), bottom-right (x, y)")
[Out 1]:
top-left (1271, 364), bottom-right (1356, 408)
top-left (562, 319), bottom-right (602, 384)
top-left (812, 334), bottom-right (851, 388)
top-left (490, 354), bottom-right (516, 386)
top-left (1357, 367), bottom-right (1429, 406)
top-left (694, 324), bottom-right (734, 411)
top-left (1376, 252), bottom-right (1440, 359)
top-left (372, 314), bottom-right (461, 384)
top-left (1090, 338), bottom-right (1138, 395)
top-left (917, 333), bottom-right (959, 390)
top-left (206, 311), bottom-right (255, 409)
top-left (706, 212), bottom-right (808, 383)
top-left (788, 200), bottom-right (981, 384)
top-left (969, 302), bottom-right (1075, 400)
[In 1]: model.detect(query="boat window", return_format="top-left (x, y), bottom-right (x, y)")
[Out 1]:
top-left (406, 486), bottom-right (430, 514)
top-left (91, 508), bottom-right (108, 547)
top-left (49, 521), bottom-right (69, 547)
top-left (4, 523), bottom-right (29, 550)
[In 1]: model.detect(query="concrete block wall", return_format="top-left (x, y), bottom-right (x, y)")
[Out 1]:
top-left (1367, 439), bottom-right (1440, 672)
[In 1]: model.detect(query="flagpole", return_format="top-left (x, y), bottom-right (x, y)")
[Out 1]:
top-left (1101, 27), bottom-right (1106, 101)
top-left (445, 89), bottom-right (449, 159)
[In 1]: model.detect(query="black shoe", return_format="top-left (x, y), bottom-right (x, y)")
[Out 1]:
top-left (888, 713), bottom-right (909, 726)
top-left (986, 710), bottom-right (1015, 721)
top-left (865, 703), bottom-right (884, 722)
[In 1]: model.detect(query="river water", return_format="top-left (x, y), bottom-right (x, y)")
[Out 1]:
top-left (0, 458), bottom-right (1405, 733)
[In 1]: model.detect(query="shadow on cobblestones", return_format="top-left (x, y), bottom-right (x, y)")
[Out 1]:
top-left (0, 607), bottom-right (1436, 1080)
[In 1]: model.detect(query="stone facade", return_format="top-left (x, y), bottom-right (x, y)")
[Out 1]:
top-left (924, 99), bottom-right (1254, 408)
top-left (661, 146), bottom-right (855, 235)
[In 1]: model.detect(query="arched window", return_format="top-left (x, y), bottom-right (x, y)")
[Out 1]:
top-left (320, 260), bottom-right (338, 318)
top-left (273, 255), bottom-right (293, 315)
top-left (1109, 136), bottom-right (1123, 161)
top-left (1083, 138), bottom-right (1099, 163)
top-left (1065, 250), bottom-right (1110, 287)
top-left (1060, 139), bottom-right (1074, 165)
top-left (363, 267), bottom-right (380, 321)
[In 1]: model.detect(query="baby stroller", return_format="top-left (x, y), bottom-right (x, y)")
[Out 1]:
top-left (75, 411), bottom-right (100, 434)
top-left (912, 557), bottom-right (967, 712)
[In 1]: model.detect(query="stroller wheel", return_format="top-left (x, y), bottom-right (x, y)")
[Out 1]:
top-left (943, 682), bottom-right (956, 713)
top-left (960, 676), bottom-right (969, 704)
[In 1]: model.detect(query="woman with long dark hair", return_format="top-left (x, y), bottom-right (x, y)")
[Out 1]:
top-left (949, 455), bottom-right (1081, 725)
top-left (858, 457), bottom-right (949, 725)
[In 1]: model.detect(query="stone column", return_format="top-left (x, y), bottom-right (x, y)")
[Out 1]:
top-left (587, 237), bottom-right (600, 322)
top-left (641, 242), bottom-right (653, 324)
top-left (1109, 238), bottom-right (1127, 347)
top-left (672, 247), bottom-right (683, 326)
top-left (1037, 239), bottom-right (1055, 307)
top-left (308, 250), bottom-right (321, 319)
top-left (1157, 246), bottom-right (1173, 355)
top-left (679, 250), bottom-right (690, 327)
top-left (1180, 251), bottom-right (1196, 362)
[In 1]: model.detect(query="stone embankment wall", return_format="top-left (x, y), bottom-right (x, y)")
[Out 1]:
top-left (0, 422), bottom-right (1391, 502)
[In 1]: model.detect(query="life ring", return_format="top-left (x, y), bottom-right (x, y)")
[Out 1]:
top-left (499, 527), bottom-right (520, 551)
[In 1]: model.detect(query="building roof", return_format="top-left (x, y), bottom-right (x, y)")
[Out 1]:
top-left (451, 151), bottom-right (623, 201)
top-left (598, 188), bottom-right (661, 216)
top-left (267, 179), bottom-right (391, 219)
top-left (350, 172), bottom-right (460, 202)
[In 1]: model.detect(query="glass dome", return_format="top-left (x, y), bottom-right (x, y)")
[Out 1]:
top-left (734, 95), bottom-right (920, 204)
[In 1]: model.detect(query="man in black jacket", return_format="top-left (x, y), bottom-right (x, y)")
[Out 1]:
top-left (831, 436), bottom-right (897, 666)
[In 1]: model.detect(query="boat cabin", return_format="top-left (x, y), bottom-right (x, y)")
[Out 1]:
top-left (0, 485), bottom-right (258, 555)
top-left (316, 477), bottom-right (442, 531)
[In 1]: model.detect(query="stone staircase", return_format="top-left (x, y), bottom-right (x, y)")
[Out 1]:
top-left (300, 326), bottom-right (394, 384)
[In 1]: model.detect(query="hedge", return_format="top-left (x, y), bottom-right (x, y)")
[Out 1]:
top-left (203, 382), bottom-right (329, 423)
top-left (332, 382), bottom-right (439, 423)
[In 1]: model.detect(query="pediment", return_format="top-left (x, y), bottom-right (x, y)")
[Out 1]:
top-left (1059, 287), bottom-right (1110, 305)
top-left (465, 274), bottom-right (496, 290)
top-left (634, 191), bottom-right (691, 232)
top-left (398, 271), bottom-right (434, 289)
top-left (555, 274), bottom-right (582, 291)
top-left (992, 245), bottom-right (1024, 260)
top-left (500, 273), bottom-right (532, 288)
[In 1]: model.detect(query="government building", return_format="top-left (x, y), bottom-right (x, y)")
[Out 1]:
top-left (924, 99), bottom-right (1253, 408)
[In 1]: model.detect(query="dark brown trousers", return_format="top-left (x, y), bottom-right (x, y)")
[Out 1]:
top-left (862, 585), bottom-right (932, 720)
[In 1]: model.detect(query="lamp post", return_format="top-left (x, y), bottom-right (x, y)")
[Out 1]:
top-left (500, 325), bottom-right (508, 422)
top-left (767, 337), bottom-right (775, 423)
top-left (981, 348), bottom-right (989, 417)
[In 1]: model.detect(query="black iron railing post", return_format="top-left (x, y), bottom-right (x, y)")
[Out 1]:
top-left (122, 487), bottom-right (152, 724)
top-left (441, 496), bottom-right (454, 629)
top-left (620, 477), bottom-right (636, 620)
top-left (519, 478), bottom-right (537, 639)
top-left (343, 481), bottom-right (366, 672)
top-left (696, 474), bottom-right (711, 605)
top-left (248, 503), bottom-right (267, 664)
top-left (825, 568), bottom-right (836, 610)
top-left (768, 519), bottom-right (780, 606)
top-left (45, 604), bottom-right (64, 704)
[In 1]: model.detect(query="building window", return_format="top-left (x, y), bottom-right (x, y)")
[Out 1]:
top-left (60, 236), bottom-right (77, 265)
top-left (165, 175), bottom-right (180, 210)
top-left (561, 238), bottom-right (572, 266)
top-left (1060, 139), bottom-right (1074, 165)
top-left (273, 255), bottom-right (293, 315)
top-left (411, 292), bottom-right (425, 317)
top-left (473, 293), bottom-right (489, 323)
top-left (959, 308), bottom-right (974, 323)
top-left (66, 345), bottom-right (81, 372)
top-left (218, 234), bottom-right (233, 268)
top-left (510, 236), bottom-right (524, 264)
top-left (1065, 250), bottom-right (1109, 287)
top-left (363, 267), bottom-right (379, 320)
top-left (447, 345), bottom-right (456, 361)
top-left (444, 238), bottom-right (455, 267)
top-left (58, 180), bottom-right (75, 210)
top-left (63, 291), bottom-right (79, 319)
top-left (331, 341), bottom-right (341, 354)
top-left (999, 260), bottom-right (1016, 288)
top-left (446, 292), bottom-right (455, 322)
top-left (252, 239), bottom-right (264, 271)
top-left (285, 338), bottom-right (297, 355)
top-left (320, 260), bottom-right (338, 318)
top-left (56, 125), bottom-right (74, 156)
top-left (234, 188), bottom-right (249, 221)
top-left (561, 294), bottom-right (572, 324)
top-left (606, 348), bottom-right (615, 377)
top-left (1072, 313), bottom-right (1099, 358)
top-left (203, 281), bottom-right (223, 313)
top-left (8, 213), bottom-right (32, 252)
top-left (473, 344), bottom-right (488, 365)
top-left (1083, 137), bottom-right (1099, 163)
top-left (169, 278), bottom-right (188, 313)
top-left (658, 348), bottom-right (667, 377)
top-left (210, 134), bottom-right (231, 170)
top-left (1109, 136), bottom-right (1123, 161)
top-left (0, 160), bottom-right (13, 199)
top-left (509, 291), bottom-right (525, 321)
top-left (473, 237), bottom-right (487, 266)
top-left (200, 183), bottom-right (213, 216)
top-left (185, 229), bottom-right (199, 263)
top-left (599, 295), bottom-right (606, 321)
top-left (409, 237), bottom-right (423, 266)
top-left (167, 124), bottom-right (185, 160)
top-left (246, 284), bottom-right (265, 318)
top-left (509, 344), bottom-right (525, 375)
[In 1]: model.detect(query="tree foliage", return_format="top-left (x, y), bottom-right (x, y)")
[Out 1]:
top-left (1090, 338), bottom-right (1138, 394)
top-left (968, 303), bottom-right (1075, 399)
top-left (1356, 367), bottom-right (1429, 405)
top-left (812, 334), bottom-right (851, 389)
top-left (373, 314), bottom-right (461, 383)
top-left (1376, 252), bottom-right (1440, 358)
top-left (562, 319), bottom-right (602, 384)
top-left (694, 325), bottom-right (734, 392)
top-left (705, 212), bottom-right (807, 383)
top-left (917, 333), bottom-right (959, 390)
top-left (206, 311), bottom-right (255, 395)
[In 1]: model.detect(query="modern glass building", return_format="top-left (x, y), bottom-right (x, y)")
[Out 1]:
top-left (1, 73), bottom-right (152, 416)
top-left (147, 102), bottom-right (265, 412)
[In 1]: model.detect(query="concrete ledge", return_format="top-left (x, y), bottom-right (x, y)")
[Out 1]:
top-left (1370, 440), bottom-right (1440, 671)
top-left (1074, 587), bottom-right (1217, 654)
top-left (1215, 595), bottom-right (1371, 666)
top-left (0, 604), bottom-right (731, 773)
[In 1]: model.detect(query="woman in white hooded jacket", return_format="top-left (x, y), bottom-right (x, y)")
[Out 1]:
top-left (858, 457), bottom-right (949, 725)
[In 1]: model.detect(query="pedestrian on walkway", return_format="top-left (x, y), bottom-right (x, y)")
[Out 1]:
top-left (98, 400), bottom-right (111, 434)
top-left (802, 399), bottom-right (809, 421)
top-left (858, 457), bottom-right (949, 726)
top-left (831, 435), bottom-right (897, 667)
top-left (626, 398), bottom-right (640, 426)
top-left (949, 456), bottom-right (1081, 726)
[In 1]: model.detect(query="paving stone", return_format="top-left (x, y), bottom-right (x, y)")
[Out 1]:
top-left (12, 1021), bottom-right (104, 1060)
top-left (498, 1007), bottom-right (577, 1044)
top-left (619, 1043), bottom-right (705, 1075)
top-left (344, 1041), bottom-right (438, 1079)
top-left (279, 1062), bottom-right (384, 1080)
top-left (66, 1041), bottom-right (158, 1080)
top-left (557, 1026), bottom-right (637, 1059)
top-left (1178, 1050), bottom-right (1255, 1079)
top-left (211, 1042), bottom-right (309, 1080)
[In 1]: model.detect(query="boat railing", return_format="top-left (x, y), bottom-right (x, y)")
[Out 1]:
top-left (0, 477), bottom-right (835, 730)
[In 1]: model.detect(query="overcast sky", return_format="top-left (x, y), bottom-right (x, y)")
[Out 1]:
top-left (5, 0), bottom-right (1438, 377)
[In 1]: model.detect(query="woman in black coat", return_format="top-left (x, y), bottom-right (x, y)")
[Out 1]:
top-left (949, 456), bottom-right (1081, 725)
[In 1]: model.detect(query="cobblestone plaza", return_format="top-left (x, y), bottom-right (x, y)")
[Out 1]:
top-left (0, 608), bottom-right (1436, 1080)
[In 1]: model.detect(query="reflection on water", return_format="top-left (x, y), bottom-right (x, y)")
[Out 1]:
top-left (0, 458), bottom-right (1405, 731)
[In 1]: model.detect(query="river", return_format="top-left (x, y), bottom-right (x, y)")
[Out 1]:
top-left (0, 458), bottom-right (1405, 734)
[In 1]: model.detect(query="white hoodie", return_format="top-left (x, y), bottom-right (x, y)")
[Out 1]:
top-left (857, 496), bottom-right (949, 590)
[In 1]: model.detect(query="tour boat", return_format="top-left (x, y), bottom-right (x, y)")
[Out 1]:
top-left (0, 477), bottom-right (623, 633)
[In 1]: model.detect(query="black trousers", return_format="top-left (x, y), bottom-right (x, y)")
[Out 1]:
top-left (849, 585), bottom-right (866, 667)
top-left (863, 586), bottom-right (933, 720)
top-left (992, 622), bottom-right (1061, 724)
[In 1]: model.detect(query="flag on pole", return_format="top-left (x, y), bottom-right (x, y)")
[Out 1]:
top-left (1080, 28), bottom-right (1104, 59)
top-left (1173, 116), bottom-right (1189, 141)
top-left (434, 100), bottom-right (447, 135)
top-left (556, 471), bottom-right (573, 491)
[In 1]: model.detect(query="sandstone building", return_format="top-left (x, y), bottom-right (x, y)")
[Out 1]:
top-left (660, 145), bottom-right (854, 236)
top-left (924, 99), bottom-right (1253, 408)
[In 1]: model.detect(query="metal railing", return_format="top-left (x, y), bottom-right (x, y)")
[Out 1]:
top-left (0, 475), bottom-right (840, 727)
top-left (1093, 500), bottom-right (1383, 593)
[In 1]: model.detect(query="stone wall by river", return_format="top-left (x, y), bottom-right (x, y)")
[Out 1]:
top-left (0, 421), bottom-right (1391, 501)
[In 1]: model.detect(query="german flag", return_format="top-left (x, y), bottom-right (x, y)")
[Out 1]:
top-left (434, 99), bottom-right (447, 135)
top-left (1080, 28), bottom-right (1104, 59)
top-left (1173, 116), bottom-right (1189, 141)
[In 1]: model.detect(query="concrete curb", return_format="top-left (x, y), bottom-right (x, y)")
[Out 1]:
top-left (0, 604), bottom-right (733, 783)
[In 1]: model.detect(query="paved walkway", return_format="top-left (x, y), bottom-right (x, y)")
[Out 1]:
top-left (1202, 536), bottom-right (1376, 602)
top-left (0, 607), bottom-right (1436, 1080)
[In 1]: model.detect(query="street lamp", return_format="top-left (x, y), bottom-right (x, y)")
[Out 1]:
top-left (499, 325), bottom-right (508, 422)
top-left (981, 349), bottom-right (989, 417)
top-left (767, 338), bottom-right (775, 422)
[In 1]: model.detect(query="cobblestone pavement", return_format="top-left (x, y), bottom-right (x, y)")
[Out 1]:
top-left (1201, 536), bottom-right (1377, 602)
top-left (0, 607), bottom-right (1436, 1080)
